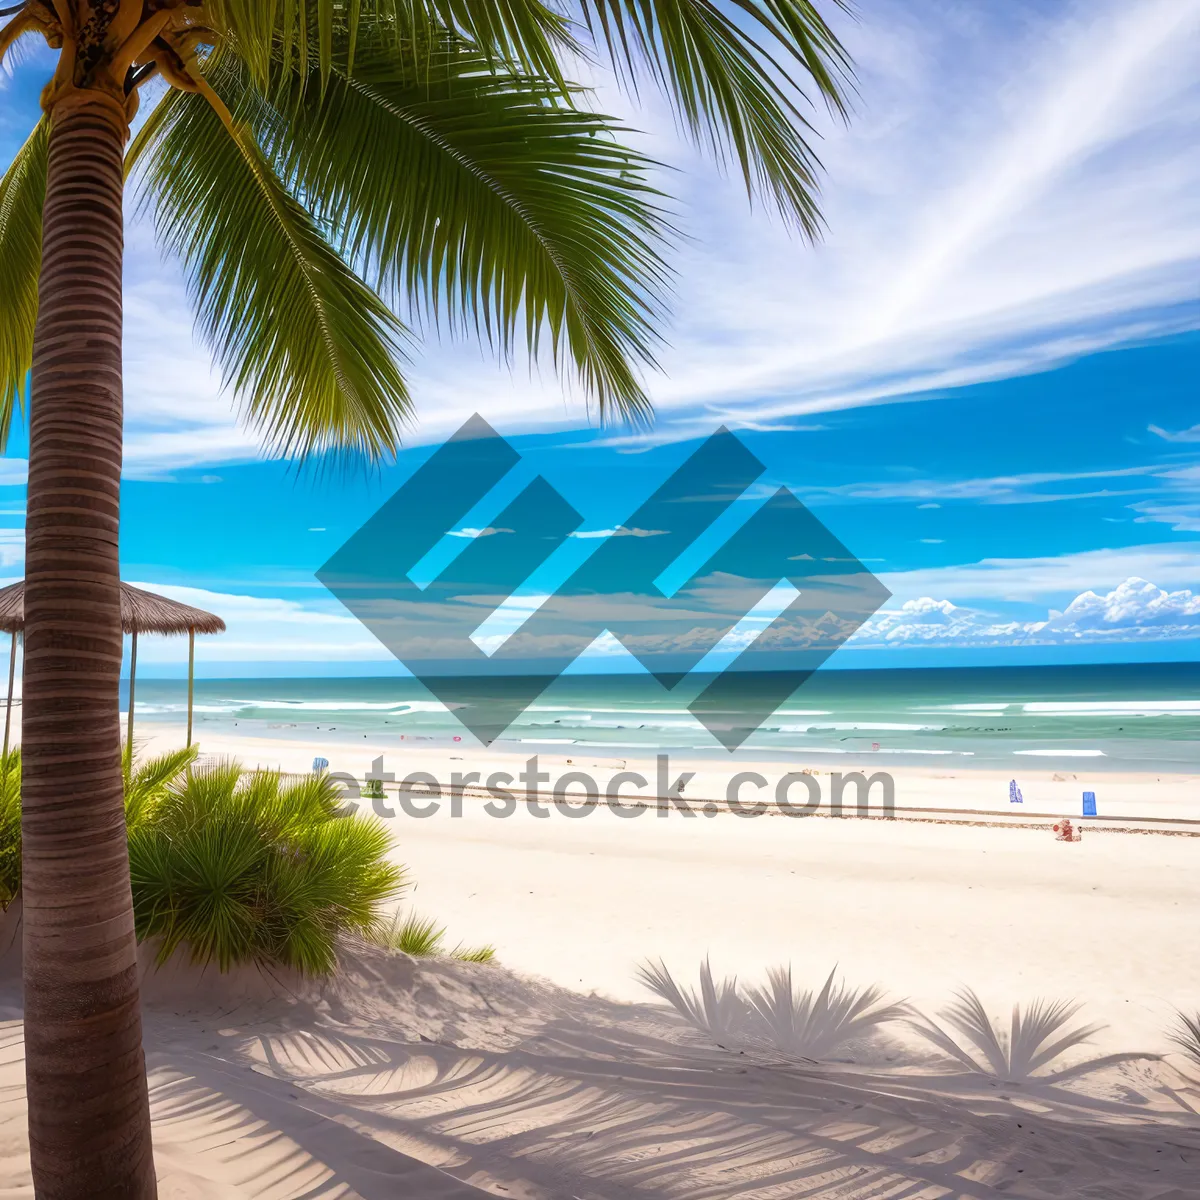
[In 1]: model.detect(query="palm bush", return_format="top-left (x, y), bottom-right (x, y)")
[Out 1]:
top-left (375, 909), bottom-right (497, 963)
top-left (1, 748), bottom-right (405, 975)
top-left (907, 989), bottom-right (1105, 1082)
top-left (129, 760), bottom-right (404, 975)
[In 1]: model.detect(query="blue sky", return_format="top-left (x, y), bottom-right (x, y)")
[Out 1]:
top-left (2, 0), bottom-right (1199, 677)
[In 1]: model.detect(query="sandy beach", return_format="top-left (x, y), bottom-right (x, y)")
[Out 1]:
top-left (0, 726), bottom-right (1197, 1194)
top-left (134, 724), bottom-right (1200, 1048)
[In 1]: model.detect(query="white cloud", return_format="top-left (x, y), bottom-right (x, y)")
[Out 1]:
top-left (0, 461), bottom-right (28, 486)
top-left (114, 560), bottom-right (1200, 664)
top-left (16, 0), bottom-right (1190, 470)
top-left (804, 463), bottom-right (1163, 505)
top-left (880, 542), bottom-right (1200, 602)
top-left (0, 531), bottom-right (23, 568)
top-left (852, 576), bottom-right (1200, 646)
top-left (1149, 423), bottom-right (1200, 443)
top-left (570, 526), bottom-right (667, 539)
top-left (617, 0), bottom-right (1200, 438)
top-left (1131, 502), bottom-right (1200, 532)
top-left (1045, 577), bottom-right (1200, 633)
top-left (125, 583), bottom-right (391, 663)
top-left (447, 526), bottom-right (514, 539)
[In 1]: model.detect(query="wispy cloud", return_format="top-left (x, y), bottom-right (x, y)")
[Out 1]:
top-left (447, 526), bottom-right (515, 539)
top-left (805, 464), bottom-right (1165, 505)
top-left (571, 526), bottom-right (667, 539)
top-left (2, 0), bottom-right (1190, 470)
top-left (1131, 502), bottom-right (1200, 533)
top-left (0, 531), bottom-right (23, 568)
top-left (124, 583), bottom-right (391, 663)
top-left (1149, 423), bottom-right (1200, 443)
top-left (606, 0), bottom-right (1200, 441)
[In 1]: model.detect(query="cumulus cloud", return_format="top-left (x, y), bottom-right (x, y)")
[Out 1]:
top-left (1041, 577), bottom-right (1200, 636)
top-left (851, 576), bottom-right (1200, 647)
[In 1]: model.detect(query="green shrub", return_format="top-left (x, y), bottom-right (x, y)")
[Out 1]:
top-left (129, 759), bottom-right (404, 975)
top-left (375, 909), bottom-right (496, 963)
top-left (0, 748), bottom-right (405, 976)
top-left (0, 750), bottom-right (19, 911)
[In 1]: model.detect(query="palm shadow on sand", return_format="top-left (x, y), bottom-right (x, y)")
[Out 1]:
top-left (116, 946), bottom-right (1200, 1200)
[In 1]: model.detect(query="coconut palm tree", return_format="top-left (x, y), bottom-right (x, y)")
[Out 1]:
top-left (0, 1), bottom-right (850, 1193)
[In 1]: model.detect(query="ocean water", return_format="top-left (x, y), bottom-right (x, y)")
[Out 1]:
top-left (130, 663), bottom-right (1200, 772)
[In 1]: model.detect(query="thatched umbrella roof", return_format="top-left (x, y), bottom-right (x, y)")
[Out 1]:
top-left (0, 581), bottom-right (226, 636)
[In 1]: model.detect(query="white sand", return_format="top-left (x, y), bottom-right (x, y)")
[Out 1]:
top-left (0, 726), bottom-right (1196, 1194)
top-left (3, 941), bottom-right (1200, 1198)
top-left (138, 726), bottom-right (1200, 1047)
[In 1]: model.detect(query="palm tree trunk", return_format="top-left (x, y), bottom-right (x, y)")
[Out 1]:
top-left (22, 90), bottom-right (157, 1198)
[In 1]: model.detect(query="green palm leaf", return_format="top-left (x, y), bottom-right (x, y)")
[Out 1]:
top-left (0, 119), bottom-right (47, 451)
top-left (0, 749), bottom-right (20, 910)
top-left (206, 0), bottom-right (569, 90)
top-left (257, 30), bottom-right (668, 422)
top-left (134, 87), bottom-right (413, 460)
top-left (577, 0), bottom-right (853, 233)
top-left (124, 745), bottom-right (199, 832)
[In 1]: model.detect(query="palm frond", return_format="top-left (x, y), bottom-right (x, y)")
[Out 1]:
top-left (262, 30), bottom-right (669, 423)
top-left (124, 745), bottom-right (199, 831)
top-left (134, 85), bottom-right (413, 461)
top-left (576, 0), bottom-right (854, 233)
top-left (743, 965), bottom-right (908, 1060)
top-left (376, 911), bottom-right (447, 956)
top-left (636, 956), bottom-right (746, 1041)
top-left (372, 909), bottom-right (495, 961)
top-left (908, 988), bottom-right (1106, 1082)
top-left (206, 0), bottom-right (570, 89)
top-left (0, 10), bottom-right (39, 75)
top-left (0, 119), bottom-right (47, 451)
top-left (1169, 1012), bottom-right (1200, 1067)
top-left (452, 941), bottom-right (497, 963)
top-left (426, 0), bottom-right (573, 82)
top-left (0, 748), bottom-right (20, 910)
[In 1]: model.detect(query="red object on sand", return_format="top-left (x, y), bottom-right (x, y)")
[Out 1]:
top-left (1053, 818), bottom-right (1081, 842)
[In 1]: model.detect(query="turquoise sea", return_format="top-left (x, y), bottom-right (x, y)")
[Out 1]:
top-left (130, 663), bottom-right (1200, 772)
